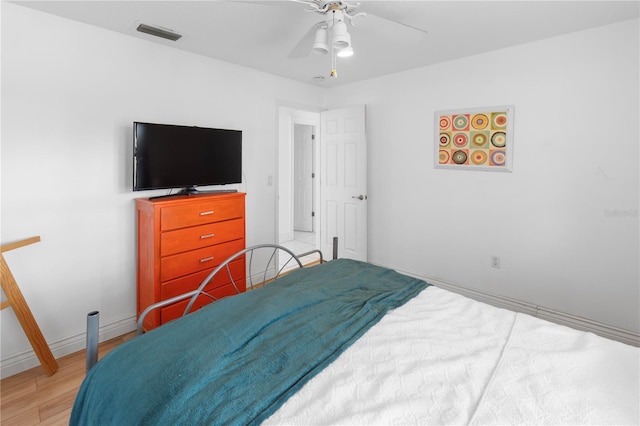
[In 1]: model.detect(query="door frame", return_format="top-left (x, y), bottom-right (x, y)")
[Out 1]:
top-left (277, 105), bottom-right (321, 249)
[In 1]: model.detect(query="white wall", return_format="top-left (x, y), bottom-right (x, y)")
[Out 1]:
top-left (0, 2), bottom-right (324, 377)
top-left (327, 19), bottom-right (639, 334)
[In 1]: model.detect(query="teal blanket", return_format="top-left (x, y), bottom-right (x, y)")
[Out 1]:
top-left (70, 259), bottom-right (429, 425)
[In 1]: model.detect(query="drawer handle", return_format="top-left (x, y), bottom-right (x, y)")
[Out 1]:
top-left (200, 233), bottom-right (215, 239)
top-left (200, 211), bottom-right (214, 216)
top-left (200, 256), bottom-right (214, 263)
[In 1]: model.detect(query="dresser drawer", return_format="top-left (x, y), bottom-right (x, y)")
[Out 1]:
top-left (160, 198), bottom-right (244, 231)
top-left (160, 218), bottom-right (244, 257)
top-left (161, 280), bottom-right (245, 324)
top-left (160, 258), bottom-right (245, 300)
top-left (160, 238), bottom-right (245, 282)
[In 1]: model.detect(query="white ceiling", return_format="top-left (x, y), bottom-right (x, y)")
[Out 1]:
top-left (13, 1), bottom-right (640, 87)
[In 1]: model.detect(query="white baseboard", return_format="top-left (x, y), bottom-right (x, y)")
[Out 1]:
top-left (1, 315), bottom-right (136, 379)
top-left (395, 268), bottom-right (640, 347)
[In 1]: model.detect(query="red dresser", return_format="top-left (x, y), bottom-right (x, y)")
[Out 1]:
top-left (136, 192), bottom-right (246, 331)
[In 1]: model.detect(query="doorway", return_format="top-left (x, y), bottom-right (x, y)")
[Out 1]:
top-left (284, 123), bottom-right (316, 258)
top-left (277, 107), bottom-right (321, 266)
top-left (293, 124), bottom-right (314, 234)
top-left (277, 104), bottom-right (368, 265)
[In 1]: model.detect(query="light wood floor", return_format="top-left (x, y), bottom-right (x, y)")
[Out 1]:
top-left (0, 332), bottom-right (135, 425)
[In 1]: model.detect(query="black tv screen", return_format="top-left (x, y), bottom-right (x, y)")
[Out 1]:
top-left (133, 122), bottom-right (242, 192)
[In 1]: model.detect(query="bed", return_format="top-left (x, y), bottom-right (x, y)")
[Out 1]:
top-left (70, 245), bottom-right (639, 425)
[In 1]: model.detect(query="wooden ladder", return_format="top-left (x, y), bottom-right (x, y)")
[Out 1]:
top-left (1, 236), bottom-right (58, 376)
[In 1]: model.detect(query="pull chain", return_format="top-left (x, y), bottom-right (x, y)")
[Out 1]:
top-left (330, 10), bottom-right (338, 77)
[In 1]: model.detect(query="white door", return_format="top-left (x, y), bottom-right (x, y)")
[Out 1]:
top-left (293, 124), bottom-right (314, 232)
top-left (320, 105), bottom-right (367, 261)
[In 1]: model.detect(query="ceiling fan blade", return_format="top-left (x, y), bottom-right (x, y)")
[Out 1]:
top-left (288, 21), bottom-right (324, 59)
top-left (353, 13), bottom-right (428, 44)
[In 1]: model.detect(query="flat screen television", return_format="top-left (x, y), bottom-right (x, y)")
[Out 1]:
top-left (133, 122), bottom-right (242, 194)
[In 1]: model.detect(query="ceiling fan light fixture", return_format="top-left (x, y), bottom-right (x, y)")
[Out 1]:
top-left (312, 27), bottom-right (329, 54)
top-left (337, 46), bottom-right (353, 58)
top-left (331, 20), bottom-right (350, 49)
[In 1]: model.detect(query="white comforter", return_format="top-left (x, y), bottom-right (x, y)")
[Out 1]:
top-left (265, 286), bottom-right (639, 425)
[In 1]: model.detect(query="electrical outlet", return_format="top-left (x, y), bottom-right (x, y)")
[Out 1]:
top-left (491, 256), bottom-right (501, 269)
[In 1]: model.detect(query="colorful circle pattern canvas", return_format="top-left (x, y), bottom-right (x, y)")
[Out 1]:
top-left (438, 111), bottom-right (508, 167)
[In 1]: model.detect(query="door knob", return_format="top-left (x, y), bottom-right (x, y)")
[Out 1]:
top-left (352, 195), bottom-right (367, 200)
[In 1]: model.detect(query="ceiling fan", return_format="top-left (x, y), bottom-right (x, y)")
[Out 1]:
top-left (288, 0), bottom-right (428, 77)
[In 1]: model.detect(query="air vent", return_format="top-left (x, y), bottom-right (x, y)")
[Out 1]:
top-left (136, 23), bottom-right (182, 42)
